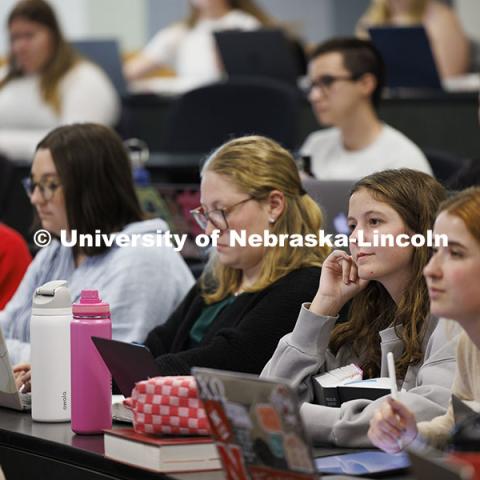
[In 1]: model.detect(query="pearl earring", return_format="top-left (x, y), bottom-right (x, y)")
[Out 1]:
top-left (269, 218), bottom-right (276, 224)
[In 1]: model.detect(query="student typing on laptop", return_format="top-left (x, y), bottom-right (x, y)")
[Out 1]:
top-left (1, 123), bottom-right (193, 366)
top-left (300, 38), bottom-right (432, 180)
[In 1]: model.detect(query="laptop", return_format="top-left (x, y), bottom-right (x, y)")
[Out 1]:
top-left (71, 39), bottom-right (127, 95)
top-left (92, 337), bottom-right (161, 398)
top-left (0, 327), bottom-right (31, 411)
top-left (408, 450), bottom-right (473, 480)
top-left (302, 179), bottom-right (353, 236)
top-left (452, 394), bottom-right (478, 424)
top-left (192, 367), bottom-right (410, 479)
top-left (368, 26), bottom-right (443, 90)
top-left (214, 29), bottom-right (300, 86)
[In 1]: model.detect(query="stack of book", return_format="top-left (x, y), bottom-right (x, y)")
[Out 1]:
top-left (314, 364), bottom-right (391, 407)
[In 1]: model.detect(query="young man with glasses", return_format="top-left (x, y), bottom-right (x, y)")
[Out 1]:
top-left (301, 37), bottom-right (432, 180)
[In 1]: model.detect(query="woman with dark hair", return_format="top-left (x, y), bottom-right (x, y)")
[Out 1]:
top-left (0, 0), bottom-right (120, 161)
top-left (262, 168), bottom-right (460, 447)
top-left (125, 0), bottom-right (272, 82)
top-left (0, 123), bottom-right (194, 365)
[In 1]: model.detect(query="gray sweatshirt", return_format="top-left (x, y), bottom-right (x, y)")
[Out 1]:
top-left (261, 304), bottom-right (460, 447)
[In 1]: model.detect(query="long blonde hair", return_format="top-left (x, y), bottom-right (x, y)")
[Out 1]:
top-left (0, 0), bottom-right (80, 114)
top-left (199, 136), bottom-right (329, 304)
top-left (329, 169), bottom-right (447, 379)
top-left (360, 0), bottom-right (429, 26)
top-left (185, 0), bottom-right (274, 28)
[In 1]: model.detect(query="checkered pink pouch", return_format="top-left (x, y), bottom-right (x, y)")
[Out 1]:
top-left (129, 376), bottom-right (211, 436)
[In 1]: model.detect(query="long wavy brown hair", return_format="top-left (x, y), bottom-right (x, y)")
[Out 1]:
top-left (0, 0), bottom-right (80, 114)
top-left (199, 136), bottom-right (330, 304)
top-left (329, 169), bottom-right (447, 379)
top-left (185, 0), bottom-right (274, 28)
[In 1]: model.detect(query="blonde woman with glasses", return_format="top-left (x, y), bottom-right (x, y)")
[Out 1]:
top-left (142, 135), bottom-right (330, 376)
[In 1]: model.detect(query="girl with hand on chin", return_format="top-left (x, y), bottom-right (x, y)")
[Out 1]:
top-left (262, 168), bottom-right (460, 447)
top-left (369, 187), bottom-right (480, 452)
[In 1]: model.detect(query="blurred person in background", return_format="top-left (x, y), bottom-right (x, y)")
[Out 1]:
top-left (0, 0), bottom-right (120, 162)
top-left (357, 0), bottom-right (470, 78)
top-left (124, 0), bottom-right (273, 82)
top-left (301, 38), bottom-right (432, 180)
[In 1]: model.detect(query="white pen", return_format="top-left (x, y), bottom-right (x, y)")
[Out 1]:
top-left (387, 352), bottom-right (398, 400)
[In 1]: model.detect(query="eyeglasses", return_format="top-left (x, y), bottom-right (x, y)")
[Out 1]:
top-left (305, 74), bottom-right (362, 95)
top-left (190, 197), bottom-right (254, 231)
top-left (22, 177), bottom-right (62, 201)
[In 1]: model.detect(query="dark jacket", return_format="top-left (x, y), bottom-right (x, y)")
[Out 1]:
top-left (144, 266), bottom-right (321, 376)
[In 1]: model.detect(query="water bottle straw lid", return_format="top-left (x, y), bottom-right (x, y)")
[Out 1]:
top-left (32, 280), bottom-right (72, 315)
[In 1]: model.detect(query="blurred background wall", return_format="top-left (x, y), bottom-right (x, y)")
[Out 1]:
top-left (1, 0), bottom-right (479, 56)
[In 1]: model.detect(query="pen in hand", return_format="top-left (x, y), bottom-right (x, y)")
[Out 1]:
top-left (387, 352), bottom-right (398, 400)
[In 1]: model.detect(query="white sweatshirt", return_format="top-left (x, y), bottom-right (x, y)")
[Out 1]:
top-left (0, 61), bottom-right (120, 162)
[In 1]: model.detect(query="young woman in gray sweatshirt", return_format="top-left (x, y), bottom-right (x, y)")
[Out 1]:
top-left (261, 169), bottom-right (460, 447)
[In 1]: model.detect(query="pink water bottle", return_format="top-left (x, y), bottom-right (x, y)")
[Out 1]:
top-left (71, 290), bottom-right (112, 434)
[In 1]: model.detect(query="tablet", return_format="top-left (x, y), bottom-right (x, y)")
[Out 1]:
top-left (92, 337), bottom-right (161, 398)
top-left (314, 451), bottom-right (410, 476)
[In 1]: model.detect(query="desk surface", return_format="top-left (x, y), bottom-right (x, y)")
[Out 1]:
top-left (0, 408), bottom-right (177, 480)
top-left (0, 407), bottom-right (414, 480)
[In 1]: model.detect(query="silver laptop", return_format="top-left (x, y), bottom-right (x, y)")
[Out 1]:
top-left (0, 327), bottom-right (31, 411)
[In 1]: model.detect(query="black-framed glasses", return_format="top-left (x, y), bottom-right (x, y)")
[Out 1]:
top-left (22, 177), bottom-right (62, 201)
top-left (190, 197), bottom-right (254, 231)
top-left (305, 73), bottom-right (362, 95)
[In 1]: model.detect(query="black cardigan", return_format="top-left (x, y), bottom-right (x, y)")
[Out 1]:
top-left (144, 266), bottom-right (321, 376)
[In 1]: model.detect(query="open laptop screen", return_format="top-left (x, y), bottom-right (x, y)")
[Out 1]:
top-left (368, 26), bottom-right (442, 90)
top-left (214, 29), bottom-right (300, 86)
